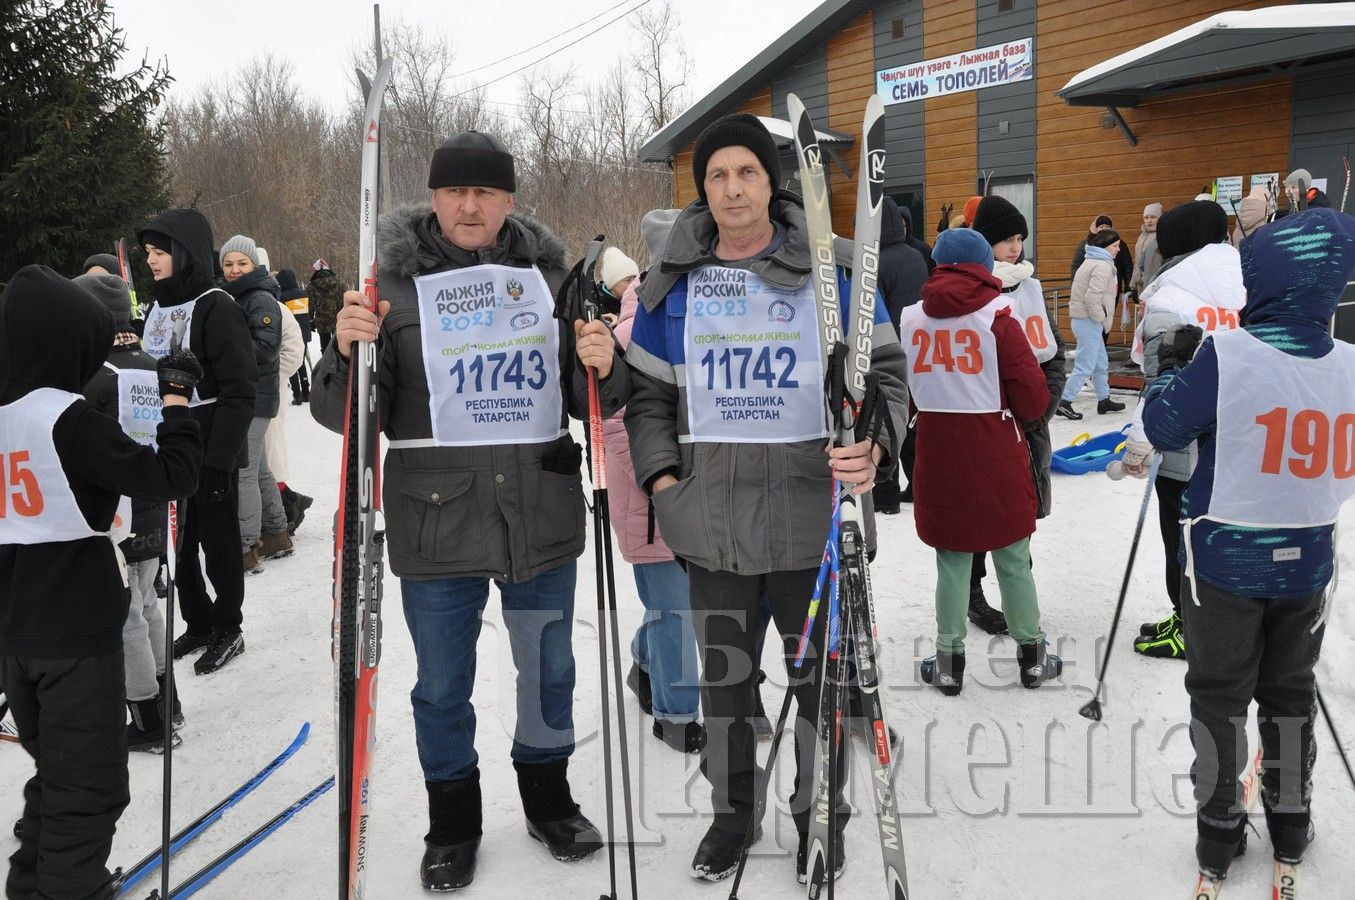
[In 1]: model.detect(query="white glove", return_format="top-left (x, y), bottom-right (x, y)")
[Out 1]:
top-left (1107, 439), bottom-right (1155, 481)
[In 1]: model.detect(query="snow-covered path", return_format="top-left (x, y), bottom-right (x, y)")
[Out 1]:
top-left (4, 381), bottom-right (1353, 899)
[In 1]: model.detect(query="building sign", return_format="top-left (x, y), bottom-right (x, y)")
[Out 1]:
top-left (1214, 175), bottom-right (1244, 211)
top-left (876, 39), bottom-right (1034, 106)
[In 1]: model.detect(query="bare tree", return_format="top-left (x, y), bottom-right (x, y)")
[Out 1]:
top-left (631, 0), bottom-right (691, 139)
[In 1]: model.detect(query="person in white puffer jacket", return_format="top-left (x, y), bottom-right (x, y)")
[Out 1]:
top-left (1115, 200), bottom-right (1245, 660)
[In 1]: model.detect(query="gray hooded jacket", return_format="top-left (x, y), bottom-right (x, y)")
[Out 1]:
top-left (624, 195), bottom-right (909, 575)
top-left (310, 205), bottom-right (630, 582)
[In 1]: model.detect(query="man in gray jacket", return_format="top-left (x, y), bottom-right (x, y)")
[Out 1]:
top-left (624, 114), bottom-right (908, 883)
top-left (311, 131), bottom-right (627, 891)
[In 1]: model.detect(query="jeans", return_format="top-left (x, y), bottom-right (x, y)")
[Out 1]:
top-left (237, 415), bottom-right (287, 550)
top-left (630, 561), bottom-right (700, 722)
top-left (1061, 316), bottom-right (1110, 403)
top-left (121, 558), bottom-right (165, 702)
top-left (400, 561), bottom-right (578, 783)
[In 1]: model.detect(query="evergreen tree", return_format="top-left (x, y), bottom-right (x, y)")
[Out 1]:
top-left (0, 0), bottom-right (171, 280)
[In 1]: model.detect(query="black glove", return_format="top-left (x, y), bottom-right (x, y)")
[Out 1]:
top-left (197, 466), bottom-right (232, 503)
top-left (1157, 324), bottom-right (1204, 373)
top-left (157, 348), bottom-right (204, 400)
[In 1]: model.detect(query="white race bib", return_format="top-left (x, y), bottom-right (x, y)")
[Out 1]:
top-left (105, 362), bottom-right (161, 448)
top-left (415, 264), bottom-right (563, 447)
top-left (141, 291), bottom-right (215, 407)
top-left (683, 266), bottom-right (826, 444)
top-left (1132, 291), bottom-right (1243, 365)
top-left (0, 389), bottom-right (107, 545)
top-left (999, 279), bottom-right (1057, 364)
top-left (899, 304), bottom-right (1001, 413)
top-left (1210, 329), bottom-right (1355, 527)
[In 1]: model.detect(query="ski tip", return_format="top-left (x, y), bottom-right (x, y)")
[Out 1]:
top-left (1191, 872), bottom-right (1224, 900)
top-left (297, 721), bottom-right (311, 743)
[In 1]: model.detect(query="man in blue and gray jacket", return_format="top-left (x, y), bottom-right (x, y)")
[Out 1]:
top-left (1141, 207), bottom-right (1355, 883)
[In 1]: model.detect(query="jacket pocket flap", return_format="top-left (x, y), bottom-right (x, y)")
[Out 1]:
top-left (399, 472), bottom-right (474, 507)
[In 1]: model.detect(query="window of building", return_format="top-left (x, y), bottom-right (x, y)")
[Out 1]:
top-left (891, 17), bottom-right (906, 39)
top-left (985, 175), bottom-right (1036, 263)
top-left (997, 0), bottom-right (1015, 12)
top-left (890, 189), bottom-right (925, 244)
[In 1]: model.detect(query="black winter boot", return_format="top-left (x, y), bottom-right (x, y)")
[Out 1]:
top-left (1055, 400), bottom-right (1083, 420)
top-left (156, 671), bottom-right (184, 726)
top-left (1196, 816), bottom-right (1248, 879)
top-left (1097, 396), bottom-right (1127, 414)
top-left (626, 662), bottom-right (653, 715)
top-left (127, 696), bottom-right (181, 754)
top-left (920, 651), bottom-right (965, 696)
top-left (1264, 802), bottom-right (1315, 864)
top-left (691, 823), bottom-right (759, 882)
top-left (1018, 642), bottom-right (1063, 688)
top-left (423, 771), bottom-right (482, 891)
top-left (653, 719), bottom-right (705, 753)
top-left (515, 759), bottom-right (603, 862)
top-left (966, 585), bottom-right (1008, 635)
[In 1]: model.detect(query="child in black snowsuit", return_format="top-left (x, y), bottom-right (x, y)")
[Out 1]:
top-left (0, 265), bottom-right (203, 900)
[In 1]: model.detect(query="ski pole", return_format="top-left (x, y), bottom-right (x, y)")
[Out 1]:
top-left (1079, 453), bottom-right (1161, 721)
top-left (576, 238), bottom-right (638, 900)
top-left (160, 498), bottom-right (178, 900)
top-left (1316, 685), bottom-right (1355, 794)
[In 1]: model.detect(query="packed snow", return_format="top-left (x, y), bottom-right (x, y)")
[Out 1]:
top-left (4, 371), bottom-right (1353, 899)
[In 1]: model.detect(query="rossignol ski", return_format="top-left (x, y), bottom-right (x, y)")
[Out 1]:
top-left (790, 92), bottom-right (909, 900)
top-left (116, 724), bottom-right (311, 897)
top-left (147, 778), bottom-right (335, 899)
top-left (115, 237), bottom-right (140, 320)
top-left (1188, 750), bottom-right (1263, 900)
top-left (788, 91), bottom-right (849, 900)
top-left (335, 57), bottom-right (393, 900)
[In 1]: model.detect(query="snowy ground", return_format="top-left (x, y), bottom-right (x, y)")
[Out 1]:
top-left (4, 375), bottom-right (1354, 900)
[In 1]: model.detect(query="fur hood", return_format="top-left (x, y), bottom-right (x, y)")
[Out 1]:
top-left (377, 202), bottom-right (569, 282)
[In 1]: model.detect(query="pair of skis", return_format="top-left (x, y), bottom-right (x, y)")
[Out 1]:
top-left (728, 94), bottom-right (909, 899)
top-left (1186, 751), bottom-right (1305, 900)
top-left (793, 91), bottom-right (908, 900)
top-left (115, 724), bottom-right (325, 899)
top-left (333, 58), bottom-right (394, 900)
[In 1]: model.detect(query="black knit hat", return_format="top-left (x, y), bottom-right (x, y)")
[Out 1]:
top-left (83, 253), bottom-right (120, 274)
top-left (691, 114), bottom-right (781, 204)
top-left (1157, 200), bottom-right (1228, 259)
top-left (428, 131), bottom-right (516, 192)
top-left (971, 194), bottom-right (1028, 246)
top-left (73, 272), bottom-right (132, 327)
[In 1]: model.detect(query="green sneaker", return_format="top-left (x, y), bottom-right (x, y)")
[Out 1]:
top-left (1134, 620), bottom-right (1185, 659)
top-left (1139, 610), bottom-right (1179, 638)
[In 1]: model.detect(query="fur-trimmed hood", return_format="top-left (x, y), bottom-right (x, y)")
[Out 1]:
top-left (377, 203), bottom-right (569, 282)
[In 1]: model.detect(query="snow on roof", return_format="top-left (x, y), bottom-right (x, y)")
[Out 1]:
top-left (1061, 3), bottom-right (1355, 94)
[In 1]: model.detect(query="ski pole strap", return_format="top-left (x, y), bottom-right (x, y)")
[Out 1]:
top-left (822, 341), bottom-right (851, 434)
top-left (853, 370), bottom-right (899, 476)
top-left (646, 498), bottom-right (656, 546)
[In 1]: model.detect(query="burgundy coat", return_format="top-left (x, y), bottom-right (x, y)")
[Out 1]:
top-left (910, 264), bottom-right (1050, 552)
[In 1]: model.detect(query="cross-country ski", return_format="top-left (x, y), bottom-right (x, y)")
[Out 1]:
top-left (5, 2), bottom-right (1355, 899)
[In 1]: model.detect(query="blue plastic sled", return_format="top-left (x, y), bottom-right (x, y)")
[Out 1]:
top-left (1051, 426), bottom-right (1130, 475)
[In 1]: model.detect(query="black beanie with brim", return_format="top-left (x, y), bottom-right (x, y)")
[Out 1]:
top-left (691, 114), bottom-right (781, 204)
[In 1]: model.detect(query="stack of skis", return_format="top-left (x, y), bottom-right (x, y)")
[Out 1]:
top-left (729, 94), bottom-right (910, 900)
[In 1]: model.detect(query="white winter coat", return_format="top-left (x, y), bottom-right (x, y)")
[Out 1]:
top-left (264, 305), bottom-right (304, 483)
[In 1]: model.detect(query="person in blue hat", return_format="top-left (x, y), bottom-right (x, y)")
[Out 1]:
top-left (898, 227), bottom-right (1063, 696)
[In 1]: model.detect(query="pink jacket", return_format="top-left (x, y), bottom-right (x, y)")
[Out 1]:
top-left (604, 280), bottom-right (674, 564)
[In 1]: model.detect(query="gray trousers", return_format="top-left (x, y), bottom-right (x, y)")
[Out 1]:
top-left (120, 558), bottom-right (164, 702)
top-left (1182, 578), bottom-right (1327, 827)
top-left (237, 415), bottom-right (287, 550)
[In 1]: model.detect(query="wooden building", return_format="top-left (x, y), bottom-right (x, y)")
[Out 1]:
top-left (638, 0), bottom-right (1355, 331)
